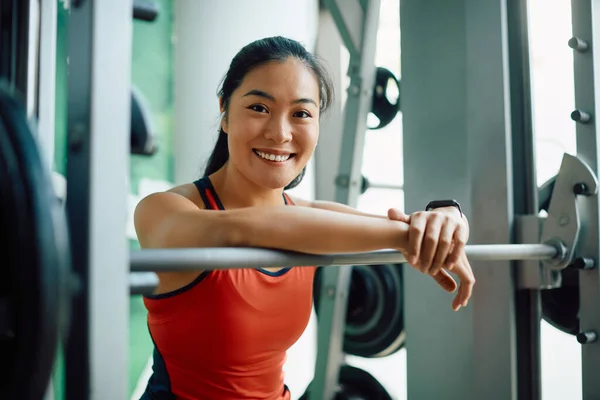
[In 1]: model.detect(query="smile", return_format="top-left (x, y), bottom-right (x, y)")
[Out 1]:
top-left (253, 149), bottom-right (295, 162)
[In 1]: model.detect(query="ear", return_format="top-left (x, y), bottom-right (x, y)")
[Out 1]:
top-left (219, 98), bottom-right (228, 133)
top-left (220, 117), bottom-right (228, 134)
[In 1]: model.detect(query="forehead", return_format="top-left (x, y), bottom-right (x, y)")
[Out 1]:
top-left (236, 59), bottom-right (320, 101)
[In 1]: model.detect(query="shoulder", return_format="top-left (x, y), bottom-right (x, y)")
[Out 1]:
top-left (135, 182), bottom-right (207, 224)
top-left (168, 182), bottom-right (204, 206)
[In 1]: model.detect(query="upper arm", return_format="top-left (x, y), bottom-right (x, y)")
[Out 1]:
top-left (134, 189), bottom-right (230, 249)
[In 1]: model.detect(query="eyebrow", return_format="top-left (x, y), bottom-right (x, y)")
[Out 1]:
top-left (242, 89), bottom-right (318, 107)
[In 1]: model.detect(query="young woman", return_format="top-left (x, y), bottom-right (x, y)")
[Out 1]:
top-left (134, 36), bottom-right (475, 400)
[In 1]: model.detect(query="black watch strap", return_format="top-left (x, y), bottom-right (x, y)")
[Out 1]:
top-left (425, 199), bottom-right (463, 217)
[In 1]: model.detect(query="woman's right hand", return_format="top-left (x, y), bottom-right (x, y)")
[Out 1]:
top-left (387, 208), bottom-right (475, 311)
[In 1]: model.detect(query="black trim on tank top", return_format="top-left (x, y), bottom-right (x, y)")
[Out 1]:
top-left (144, 271), bottom-right (210, 300)
top-left (193, 177), bottom-right (224, 210)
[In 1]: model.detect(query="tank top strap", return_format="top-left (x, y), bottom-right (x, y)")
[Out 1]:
top-left (193, 177), bottom-right (224, 210)
top-left (282, 192), bottom-right (294, 205)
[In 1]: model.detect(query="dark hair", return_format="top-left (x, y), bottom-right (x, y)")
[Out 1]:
top-left (203, 36), bottom-right (334, 190)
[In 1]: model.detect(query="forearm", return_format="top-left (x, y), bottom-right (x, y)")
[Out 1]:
top-left (310, 200), bottom-right (387, 219)
top-left (224, 206), bottom-right (408, 254)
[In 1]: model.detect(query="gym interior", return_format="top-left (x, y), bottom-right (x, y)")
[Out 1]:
top-left (1, 0), bottom-right (598, 399)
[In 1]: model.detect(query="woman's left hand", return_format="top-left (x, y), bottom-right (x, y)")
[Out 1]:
top-left (388, 207), bottom-right (475, 310)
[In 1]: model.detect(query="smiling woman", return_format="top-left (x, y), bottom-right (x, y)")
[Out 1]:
top-left (133, 36), bottom-right (474, 400)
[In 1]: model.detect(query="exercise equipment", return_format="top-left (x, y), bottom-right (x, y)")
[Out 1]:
top-left (131, 88), bottom-right (158, 156)
top-left (299, 365), bottom-right (392, 400)
top-left (539, 176), bottom-right (579, 335)
top-left (360, 175), bottom-right (403, 194)
top-left (313, 264), bottom-right (405, 358)
top-left (0, 84), bottom-right (71, 400)
top-left (368, 67), bottom-right (400, 130)
top-left (133, 0), bottom-right (159, 22)
top-left (130, 243), bottom-right (561, 271)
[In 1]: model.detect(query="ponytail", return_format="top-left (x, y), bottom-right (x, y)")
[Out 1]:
top-left (203, 128), bottom-right (229, 177)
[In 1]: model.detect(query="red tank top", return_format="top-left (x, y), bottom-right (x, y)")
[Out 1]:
top-left (141, 177), bottom-right (316, 400)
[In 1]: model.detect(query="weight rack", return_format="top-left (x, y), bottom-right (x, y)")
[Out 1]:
top-left (56, 1), bottom-right (600, 400)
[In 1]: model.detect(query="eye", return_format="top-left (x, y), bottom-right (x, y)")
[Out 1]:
top-left (249, 104), bottom-right (268, 113)
top-left (294, 110), bottom-right (312, 118)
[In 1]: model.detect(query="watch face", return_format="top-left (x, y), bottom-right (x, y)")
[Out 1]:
top-left (426, 200), bottom-right (461, 213)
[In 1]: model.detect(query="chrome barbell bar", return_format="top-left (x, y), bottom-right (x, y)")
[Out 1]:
top-left (129, 243), bottom-right (561, 272)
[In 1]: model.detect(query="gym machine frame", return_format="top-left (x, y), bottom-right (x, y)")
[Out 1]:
top-left (400, 0), bottom-right (600, 399)
top-left (63, 2), bottom-right (600, 400)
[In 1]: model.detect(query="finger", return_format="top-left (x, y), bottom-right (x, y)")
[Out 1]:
top-left (419, 214), bottom-right (443, 274)
top-left (387, 208), bottom-right (411, 223)
top-left (444, 224), bottom-right (467, 268)
top-left (407, 212), bottom-right (427, 266)
top-left (450, 252), bottom-right (475, 309)
top-left (431, 269), bottom-right (457, 293)
top-left (430, 220), bottom-right (454, 276)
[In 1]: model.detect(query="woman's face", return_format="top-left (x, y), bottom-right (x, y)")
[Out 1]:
top-left (222, 58), bottom-right (321, 190)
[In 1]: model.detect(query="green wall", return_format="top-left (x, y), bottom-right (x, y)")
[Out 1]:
top-left (53, 1), bottom-right (175, 397)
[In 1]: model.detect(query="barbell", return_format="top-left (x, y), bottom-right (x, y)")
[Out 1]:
top-left (129, 244), bottom-right (561, 272)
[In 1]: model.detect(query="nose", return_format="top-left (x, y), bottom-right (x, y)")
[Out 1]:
top-left (264, 114), bottom-right (292, 143)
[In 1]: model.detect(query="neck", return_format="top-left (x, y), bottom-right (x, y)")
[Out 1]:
top-left (209, 163), bottom-right (286, 208)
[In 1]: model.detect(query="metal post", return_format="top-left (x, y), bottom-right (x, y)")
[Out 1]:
top-left (37, 0), bottom-right (57, 172)
top-left (506, 0), bottom-right (542, 398)
top-left (570, 1), bottom-right (600, 398)
top-left (401, 0), bottom-right (518, 398)
top-left (311, 1), bottom-right (380, 399)
top-left (25, 0), bottom-right (39, 120)
top-left (65, 1), bottom-right (132, 399)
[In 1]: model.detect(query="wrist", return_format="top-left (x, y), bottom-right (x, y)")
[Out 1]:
top-left (425, 199), bottom-right (463, 218)
top-left (387, 220), bottom-right (409, 251)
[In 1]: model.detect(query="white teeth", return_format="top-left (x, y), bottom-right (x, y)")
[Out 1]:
top-left (256, 150), bottom-right (291, 162)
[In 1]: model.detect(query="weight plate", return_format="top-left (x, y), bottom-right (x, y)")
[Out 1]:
top-left (313, 264), bottom-right (405, 358)
top-left (131, 87), bottom-right (158, 156)
top-left (369, 67), bottom-right (400, 130)
top-left (538, 176), bottom-right (579, 335)
top-left (300, 364), bottom-right (392, 400)
top-left (0, 84), bottom-right (71, 399)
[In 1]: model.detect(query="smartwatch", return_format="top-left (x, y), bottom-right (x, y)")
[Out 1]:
top-left (425, 199), bottom-right (463, 218)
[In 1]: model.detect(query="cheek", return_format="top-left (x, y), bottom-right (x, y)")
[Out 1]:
top-left (296, 126), bottom-right (319, 154)
top-left (227, 114), bottom-right (263, 147)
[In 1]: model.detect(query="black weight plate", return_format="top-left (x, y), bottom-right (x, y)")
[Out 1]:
top-left (300, 364), bottom-right (392, 400)
top-left (369, 67), bottom-right (400, 130)
top-left (313, 264), bottom-right (405, 358)
top-left (538, 176), bottom-right (579, 335)
top-left (0, 84), bottom-right (70, 400)
top-left (131, 87), bottom-right (158, 156)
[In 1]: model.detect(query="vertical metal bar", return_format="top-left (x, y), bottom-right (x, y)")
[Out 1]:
top-left (570, 1), bottom-right (600, 398)
top-left (39, 3), bottom-right (59, 399)
top-left (402, 0), bottom-right (518, 398)
top-left (37, 0), bottom-right (57, 171)
top-left (401, 1), bottom-right (473, 398)
top-left (506, 0), bottom-right (541, 399)
top-left (311, 1), bottom-right (380, 399)
top-left (466, 1), bottom-right (518, 398)
top-left (25, 0), bottom-right (39, 119)
top-left (65, 1), bottom-right (132, 399)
